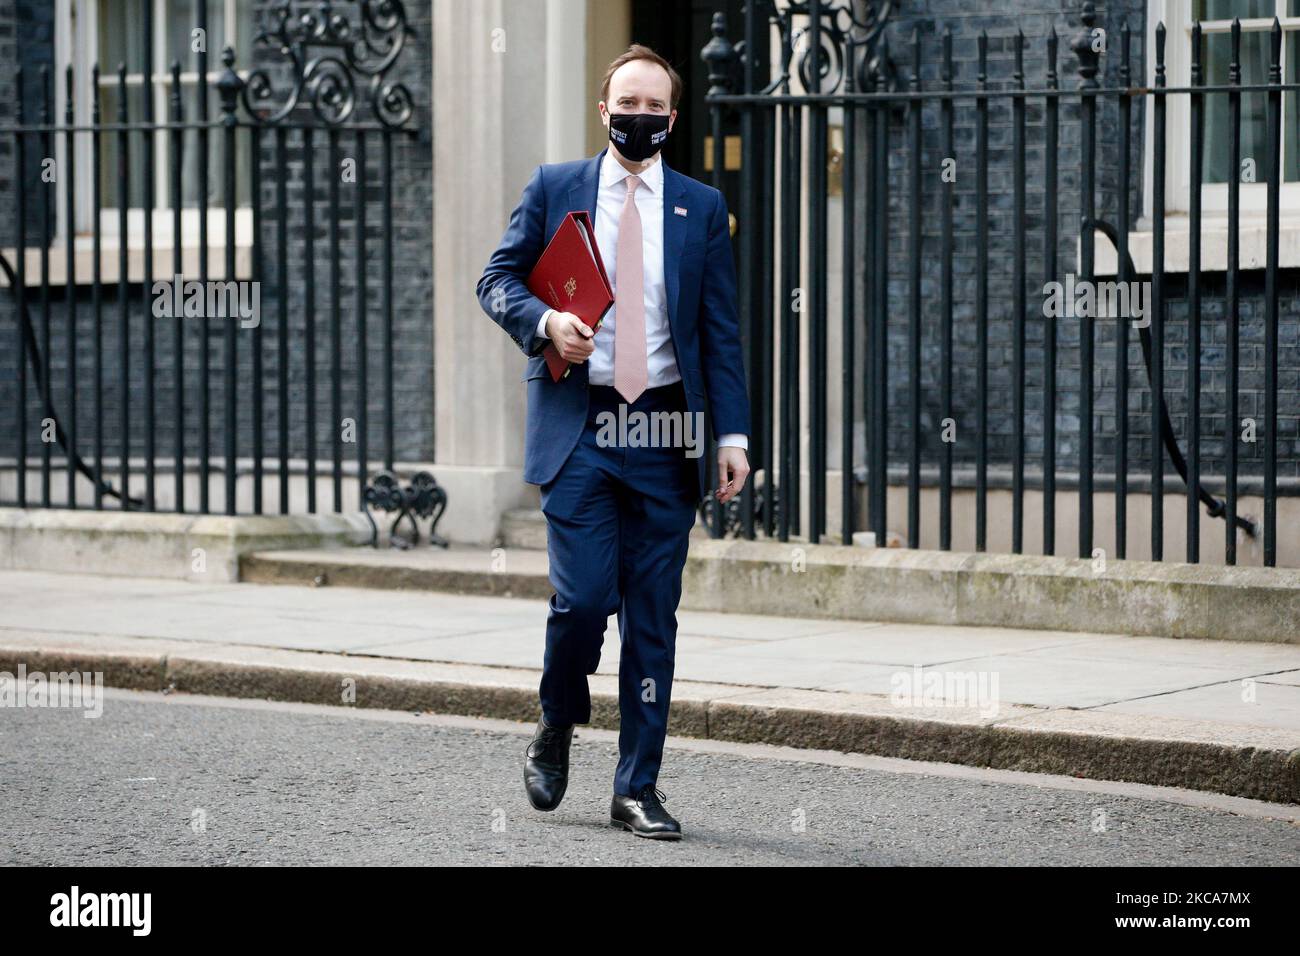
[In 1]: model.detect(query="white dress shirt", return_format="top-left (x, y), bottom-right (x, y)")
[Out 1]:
top-left (537, 151), bottom-right (746, 451)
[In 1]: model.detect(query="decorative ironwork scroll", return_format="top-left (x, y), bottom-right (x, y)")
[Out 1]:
top-left (239, 0), bottom-right (415, 127)
top-left (362, 471), bottom-right (449, 549)
top-left (704, 1), bottom-right (895, 98)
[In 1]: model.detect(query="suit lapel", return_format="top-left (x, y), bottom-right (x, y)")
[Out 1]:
top-left (563, 150), bottom-right (605, 387)
top-left (661, 159), bottom-right (689, 340)
top-left (566, 148), bottom-right (604, 232)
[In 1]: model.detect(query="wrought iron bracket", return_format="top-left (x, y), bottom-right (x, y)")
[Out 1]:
top-left (362, 470), bottom-right (449, 549)
top-left (704, 1), bottom-right (896, 98)
top-left (238, 0), bottom-right (416, 128)
top-left (697, 476), bottom-right (781, 539)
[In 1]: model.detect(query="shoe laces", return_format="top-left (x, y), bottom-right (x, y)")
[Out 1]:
top-left (526, 723), bottom-right (561, 760)
top-left (636, 785), bottom-right (667, 808)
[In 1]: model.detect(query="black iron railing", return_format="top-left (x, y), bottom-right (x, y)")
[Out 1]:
top-left (703, 0), bottom-right (1297, 567)
top-left (1, 0), bottom-right (418, 519)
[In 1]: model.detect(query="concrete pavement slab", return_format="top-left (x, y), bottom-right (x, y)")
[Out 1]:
top-left (1013, 633), bottom-right (1300, 671)
top-left (674, 611), bottom-right (883, 642)
top-left (345, 628), bottom-right (757, 668)
top-left (1093, 679), bottom-right (1300, 730)
top-left (668, 651), bottom-right (905, 692)
top-left (677, 622), bottom-right (1108, 668)
top-left (819, 650), bottom-right (1299, 709)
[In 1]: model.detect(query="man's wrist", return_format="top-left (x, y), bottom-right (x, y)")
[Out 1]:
top-left (537, 309), bottom-right (555, 341)
top-left (717, 434), bottom-right (748, 451)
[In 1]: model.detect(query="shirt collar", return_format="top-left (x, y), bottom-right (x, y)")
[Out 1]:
top-left (600, 148), bottom-right (663, 197)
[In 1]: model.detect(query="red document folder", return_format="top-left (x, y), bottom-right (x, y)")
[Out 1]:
top-left (525, 211), bottom-right (614, 382)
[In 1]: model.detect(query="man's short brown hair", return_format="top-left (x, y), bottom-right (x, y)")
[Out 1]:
top-left (601, 44), bottom-right (682, 110)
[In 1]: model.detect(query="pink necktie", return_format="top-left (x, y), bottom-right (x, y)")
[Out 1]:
top-left (614, 174), bottom-right (647, 404)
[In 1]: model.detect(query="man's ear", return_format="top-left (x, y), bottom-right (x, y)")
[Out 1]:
top-left (667, 109), bottom-right (678, 133)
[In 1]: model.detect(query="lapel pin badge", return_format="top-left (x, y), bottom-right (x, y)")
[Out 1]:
top-left (674, 206), bottom-right (688, 217)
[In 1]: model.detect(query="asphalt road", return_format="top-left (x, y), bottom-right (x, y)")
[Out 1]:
top-left (2, 689), bottom-right (1297, 866)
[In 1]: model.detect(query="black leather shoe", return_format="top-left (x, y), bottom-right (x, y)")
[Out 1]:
top-left (610, 786), bottom-right (682, 840)
top-left (524, 717), bottom-right (573, 811)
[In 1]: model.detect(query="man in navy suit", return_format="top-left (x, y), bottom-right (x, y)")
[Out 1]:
top-left (476, 44), bottom-right (750, 840)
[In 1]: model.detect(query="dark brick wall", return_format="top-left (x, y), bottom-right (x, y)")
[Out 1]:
top-left (245, 0), bottom-right (435, 463)
top-left (0, 3), bottom-right (13, 256)
top-left (0, 1), bottom-right (58, 253)
top-left (0, 0), bottom-right (57, 469)
top-left (0, 0), bottom-right (434, 477)
top-left (870, 0), bottom-right (1298, 482)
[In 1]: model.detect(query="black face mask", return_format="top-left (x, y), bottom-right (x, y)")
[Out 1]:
top-left (607, 111), bottom-right (670, 162)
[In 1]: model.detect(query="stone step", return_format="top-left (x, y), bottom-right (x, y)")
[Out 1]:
top-left (501, 506), bottom-right (749, 551)
top-left (240, 538), bottom-right (1300, 644)
top-left (500, 507), bottom-right (547, 550)
top-left (241, 545), bottom-right (552, 599)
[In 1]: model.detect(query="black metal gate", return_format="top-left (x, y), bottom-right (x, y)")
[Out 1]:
top-left (703, 0), bottom-right (1296, 567)
top-left (2, 0), bottom-right (419, 518)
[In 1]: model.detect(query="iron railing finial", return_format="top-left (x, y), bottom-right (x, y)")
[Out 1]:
top-left (216, 46), bottom-right (244, 121)
top-left (1073, 1), bottom-right (1101, 90)
top-left (702, 12), bottom-right (737, 97)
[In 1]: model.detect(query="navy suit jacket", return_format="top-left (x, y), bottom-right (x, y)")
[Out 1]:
top-left (476, 148), bottom-right (750, 498)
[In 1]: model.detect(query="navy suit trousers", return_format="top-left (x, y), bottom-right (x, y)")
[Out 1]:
top-left (539, 382), bottom-right (699, 797)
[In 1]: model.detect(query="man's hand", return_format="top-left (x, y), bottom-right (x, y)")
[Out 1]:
top-left (546, 312), bottom-right (596, 363)
top-left (715, 446), bottom-right (750, 503)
